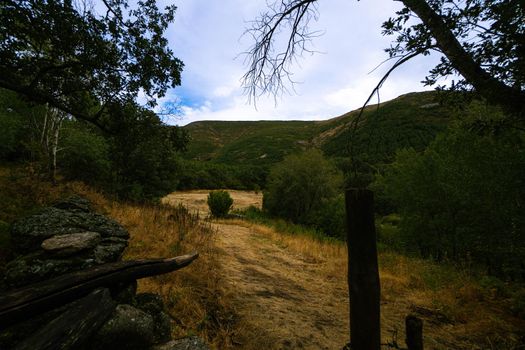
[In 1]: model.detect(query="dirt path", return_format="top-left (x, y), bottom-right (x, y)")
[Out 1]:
top-left (161, 190), bottom-right (525, 350)
top-left (214, 222), bottom-right (349, 349)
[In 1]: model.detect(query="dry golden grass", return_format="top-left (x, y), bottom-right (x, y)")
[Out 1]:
top-left (71, 186), bottom-right (240, 348)
top-left (73, 185), bottom-right (525, 349)
top-left (162, 190), bottom-right (262, 216)
top-left (215, 218), bottom-right (525, 349)
top-left (2, 173), bottom-right (523, 349)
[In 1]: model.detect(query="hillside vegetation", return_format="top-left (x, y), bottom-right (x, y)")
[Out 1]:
top-left (183, 91), bottom-right (449, 167)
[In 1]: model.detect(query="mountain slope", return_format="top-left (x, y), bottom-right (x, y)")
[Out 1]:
top-left (183, 91), bottom-right (451, 166)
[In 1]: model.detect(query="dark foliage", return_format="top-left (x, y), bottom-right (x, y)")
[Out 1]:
top-left (177, 160), bottom-right (267, 191)
top-left (207, 191), bottom-right (233, 218)
top-left (263, 149), bottom-right (345, 238)
top-left (0, 90), bottom-right (188, 201)
top-left (374, 114), bottom-right (525, 279)
top-left (0, 0), bottom-right (183, 127)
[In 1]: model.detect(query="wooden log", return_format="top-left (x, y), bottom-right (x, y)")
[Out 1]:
top-left (0, 252), bottom-right (198, 328)
top-left (14, 288), bottom-right (116, 350)
top-left (405, 315), bottom-right (423, 350)
top-left (345, 189), bottom-right (381, 350)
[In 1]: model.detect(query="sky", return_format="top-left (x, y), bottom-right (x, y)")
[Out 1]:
top-left (156, 0), bottom-right (447, 126)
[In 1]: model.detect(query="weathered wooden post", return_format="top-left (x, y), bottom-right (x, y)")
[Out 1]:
top-left (345, 189), bottom-right (381, 350)
top-left (405, 315), bottom-right (423, 350)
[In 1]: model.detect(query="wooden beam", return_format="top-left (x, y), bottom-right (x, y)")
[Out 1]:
top-left (0, 252), bottom-right (198, 327)
top-left (14, 288), bottom-right (116, 350)
top-left (345, 189), bottom-right (380, 350)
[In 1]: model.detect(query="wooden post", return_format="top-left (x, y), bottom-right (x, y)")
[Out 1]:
top-left (405, 315), bottom-right (423, 350)
top-left (345, 189), bottom-right (381, 350)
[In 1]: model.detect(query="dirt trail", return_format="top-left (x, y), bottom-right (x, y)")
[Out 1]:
top-left (164, 190), bottom-right (351, 348)
top-left (162, 190), bottom-right (525, 350)
top-left (214, 222), bottom-right (349, 349)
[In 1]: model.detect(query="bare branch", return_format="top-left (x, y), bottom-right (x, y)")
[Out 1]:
top-left (241, 0), bottom-right (319, 105)
top-left (347, 50), bottom-right (422, 177)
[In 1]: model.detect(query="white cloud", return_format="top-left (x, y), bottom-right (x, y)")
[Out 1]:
top-left (162, 0), bottom-right (448, 126)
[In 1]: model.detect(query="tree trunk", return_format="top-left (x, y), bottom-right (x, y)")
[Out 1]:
top-left (48, 109), bottom-right (63, 184)
top-left (402, 0), bottom-right (525, 118)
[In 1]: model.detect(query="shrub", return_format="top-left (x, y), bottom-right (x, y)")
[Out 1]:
top-left (263, 149), bottom-right (343, 224)
top-left (207, 190), bottom-right (233, 217)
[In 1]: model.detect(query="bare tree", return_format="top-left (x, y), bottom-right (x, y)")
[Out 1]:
top-left (31, 105), bottom-right (67, 183)
top-left (242, 0), bottom-right (320, 104)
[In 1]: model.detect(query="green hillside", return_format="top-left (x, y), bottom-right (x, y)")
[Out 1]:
top-left (183, 91), bottom-right (451, 167)
top-left (184, 121), bottom-right (319, 165)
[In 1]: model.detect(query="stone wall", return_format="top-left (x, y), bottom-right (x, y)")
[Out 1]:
top-left (0, 196), bottom-right (208, 350)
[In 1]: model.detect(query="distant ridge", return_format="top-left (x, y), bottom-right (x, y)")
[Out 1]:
top-left (183, 91), bottom-right (451, 166)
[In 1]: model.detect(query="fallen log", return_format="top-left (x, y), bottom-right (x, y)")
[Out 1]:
top-left (14, 288), bottom-right (116, 350)
top-left (0, 252), bottom-right (198, 328)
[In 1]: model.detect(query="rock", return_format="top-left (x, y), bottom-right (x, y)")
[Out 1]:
top-left (135, 293), bottom-right (172, 343)
top-left (53, 195), bottom-right (93, 212)
top-left (0, 196), bottom-right (176, 349)
top-left (4, 253), bottom-right (96, 288)
top-left (0, 301), bottom-right (70, 349)
top-left (153, 337), bottom-right (210, 350)
top-left (135, 293), bottom-right (164, 314)
top-left (4, 198), bottom-right (129, 287)
top-left (41, 232), bottom-right (101, 257)
top-left (91, 304), bottom-right (155, 350)
top-left (152, 311), bottom-right (173, 344)
top-left (111, 280), bottom-right (138, 304)
top-left (11, 207), bottom-right (129, 253)
top-left (94, 237), bottom-right (128, 263)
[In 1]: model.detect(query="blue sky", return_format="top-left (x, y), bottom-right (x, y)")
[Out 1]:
top-left (156, 0), bottom-right (448, 125)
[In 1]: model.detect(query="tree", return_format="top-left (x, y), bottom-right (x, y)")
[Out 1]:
top-left (105, 102), bottom-right (187, 201)
top-left (0, 0), bottom-right (183, 128)
top-left (59, 121), bottom-right (112, 185)
top-left (372, 121), bottom-right (525, 277)
top-left (242, 0), bottom-right (525, 119)
top-left (263, 149), bottom-right (343, 224)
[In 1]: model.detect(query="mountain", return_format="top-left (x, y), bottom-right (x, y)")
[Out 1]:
top-left (182, 91), bottom-right (451, 167)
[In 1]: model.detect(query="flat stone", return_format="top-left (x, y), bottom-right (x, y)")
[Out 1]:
top-left (53, 195), bottom-right (93, 212)
top-left (153, 337), bottom-right (210, 350)
top-left (41, 232), bottom-right (101, 256)
top-left (11, 207), bottom-right (129, 253)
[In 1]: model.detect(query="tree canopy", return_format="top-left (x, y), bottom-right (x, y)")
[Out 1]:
top-left (0, 0), bottom-right (183, 128)
top-left (373, 118), bottom-right (525, 277)
top-left (242, 0), bottom-right (525, 119)
top-left (263, 149), bottom-right (342, 223)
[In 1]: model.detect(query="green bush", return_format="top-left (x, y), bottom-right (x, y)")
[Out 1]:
top-left (377, 214), bottom-right (402, 250)
top-left (207, 190), bottom-right (233, 218)
top-left (263, 149), bottom-right (343, 224)
top-left (308, 194), bottom-right (346, 240)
